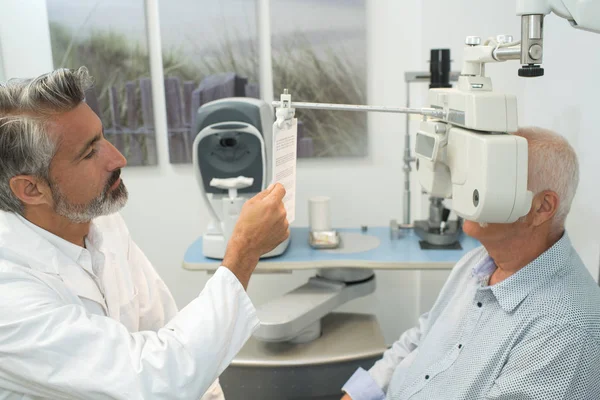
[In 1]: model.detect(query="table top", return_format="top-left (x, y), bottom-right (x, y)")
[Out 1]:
top-left (183, 227), bottom-right (481, 272)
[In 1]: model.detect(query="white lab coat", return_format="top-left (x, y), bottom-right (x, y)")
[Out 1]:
top-left (0, 211), bottom-right (259, 399)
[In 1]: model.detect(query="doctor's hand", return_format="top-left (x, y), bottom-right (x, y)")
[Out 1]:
top-left (223, 183), bottom-right (289, 289)
top-left (341, 394), bottom-right (352, 400)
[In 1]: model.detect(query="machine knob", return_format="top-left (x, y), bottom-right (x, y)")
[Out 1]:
top-left (465, 36), bottom-right (481, 46)
top-left (528, 44), bottom-right (543, 60)
top-left (496, 34), bottom-right (514, 44)
top-left (434, 123), bottom-right (447, 134)
top-left (518, 65), bottom-right (544, 77)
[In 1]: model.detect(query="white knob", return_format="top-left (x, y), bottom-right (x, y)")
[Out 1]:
top-left (496, 34), bottom-right (514, 44)
top-left (465, 36), bottom-right (481, 46)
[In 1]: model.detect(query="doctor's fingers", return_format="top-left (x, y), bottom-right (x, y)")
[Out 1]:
top-left (271, 203), bottom-right (288, 224)
top-left (271, 224), bottom-right (290, 244)
top-left (251, 183), bottom-right (276, 202)
top-left (259, 191), bottom-right (286, 217)
top-left (273, 212), bottom-right (289, 229)
top-left (265, 183), bottom-right (286, 202)
top-left (279, 219), bottom-right (290, 237)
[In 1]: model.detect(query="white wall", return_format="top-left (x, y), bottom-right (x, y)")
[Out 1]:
top-left (2, 0), bottom-right (598, 347)
top-left (0, 40), bottom-right (4, 83)
top-left (0, 0), bottom-right (53, 80)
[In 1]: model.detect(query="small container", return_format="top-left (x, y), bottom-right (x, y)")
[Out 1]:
top-left (309, 230), bottom-right (341, 249)
top-left (308, 196), bottom-right (332, 232)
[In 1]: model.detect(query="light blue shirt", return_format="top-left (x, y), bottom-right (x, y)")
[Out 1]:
top-left (343, 232), bottom-right (600, 399)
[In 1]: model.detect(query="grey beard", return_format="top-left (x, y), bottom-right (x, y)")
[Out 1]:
top-left (51, 181), bottom-right (128, 223)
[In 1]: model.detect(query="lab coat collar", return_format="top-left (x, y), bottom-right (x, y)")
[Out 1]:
top-left (0, 211), bottom-right (108, 312)
top-left (0, 211), bottom-right (63, 274)
top-left (17, 214), bottom-right (85, 265)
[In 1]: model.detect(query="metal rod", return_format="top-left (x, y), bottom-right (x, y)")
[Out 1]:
top-left (521, 14), bottom-right (544, 64)
top-left (403, 80), bottom-right (412, 225)
top-left (528, 14), bottom-right (543, 39)
top-left (271, 101), bottom-right (444, 117)
top-left (272, 70), bottom-right (460, 227)
top-left (404, 71), bottom-right (461, 83)
top-left (257, 0), bottom-right (274, 104)
top-left (493, 47), bottom-right (521, 61)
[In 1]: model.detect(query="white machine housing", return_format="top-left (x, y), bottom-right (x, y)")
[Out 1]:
top-left (193, 97), bottom-right (290, 259)
top-left (427, 77), bottom-right (518, 133)
top-left (414, 73), bottom-right (533, 223)
top-left (416, 119), bottom-right (532, 223)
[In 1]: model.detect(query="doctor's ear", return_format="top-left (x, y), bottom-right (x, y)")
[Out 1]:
top-left (9, 175), bottom-right (53, 207)
top-left (530, 190), bottom-right (559, 227)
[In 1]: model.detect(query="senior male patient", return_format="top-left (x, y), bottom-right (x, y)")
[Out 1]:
top-left (0, 67), bottom-right (291, 399)
top-left (341, 127), bottom-right (600, 400)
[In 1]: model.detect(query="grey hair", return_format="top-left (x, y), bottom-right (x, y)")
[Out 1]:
top-left (0, 67), bottom-right (93, 215)
top-left (514, 127), bottom-right (579, 231)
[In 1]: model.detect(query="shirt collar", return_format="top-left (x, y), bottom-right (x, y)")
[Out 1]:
top-left (472, 256), bottom-right (497, 282)
top-left (480, 232), bottom-right (573, 313)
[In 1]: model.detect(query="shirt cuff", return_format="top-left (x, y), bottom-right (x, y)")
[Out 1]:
top-left (342, 367), bottom-right (386, 400)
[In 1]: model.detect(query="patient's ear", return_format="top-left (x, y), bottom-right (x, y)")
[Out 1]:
top-left (530, 190), bottom-right (559, 227)
top-left (9, 175), bottom-right (53, 207)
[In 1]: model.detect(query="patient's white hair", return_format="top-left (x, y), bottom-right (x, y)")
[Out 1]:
top-left (514, 127), bottom-right (579, 232)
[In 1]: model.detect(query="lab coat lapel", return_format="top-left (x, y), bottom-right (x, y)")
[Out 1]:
top-left (99, 248), bottom-right (140, 331)
top-left (55, 253), bottom-right (108, 315)
top-left (90, 220), bottom-right (140, 330)
top-left (98, 248), bottom-right (122, 321)
top-left (87, 221), bottom-right (122, 321)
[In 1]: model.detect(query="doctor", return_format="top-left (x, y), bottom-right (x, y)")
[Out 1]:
top-left (0, 67), bottom-right (289, 399)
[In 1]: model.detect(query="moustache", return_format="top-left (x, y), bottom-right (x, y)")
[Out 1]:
top-left (105, 170), bottom-right (122, 191)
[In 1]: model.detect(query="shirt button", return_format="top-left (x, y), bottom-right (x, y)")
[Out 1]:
top-left (477, 302), bottom-right (483, 308)
top-left (458, 344), bottom-right (462, 349)
top-left (425, 375), bottom-right (430, 380)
